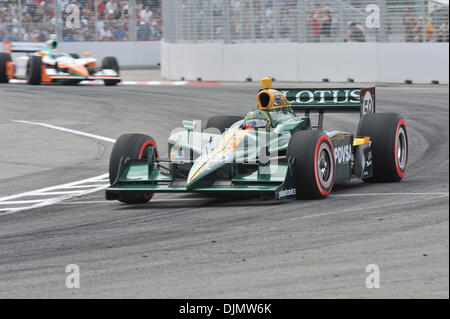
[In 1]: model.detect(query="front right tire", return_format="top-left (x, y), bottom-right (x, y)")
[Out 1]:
top-left (205, 115), bottom-right (244, 133)
top-left (287, 130), bottom-right (336, 199)
top-left (26, 55), bottom-right (42, 85)
top-left (357, 113), bottom-right (408, 182)
top-left (102, 56), bottom-right (120, 86)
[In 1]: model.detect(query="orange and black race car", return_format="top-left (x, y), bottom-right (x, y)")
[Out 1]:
top-left (0, 37), bottom-right (121, 86)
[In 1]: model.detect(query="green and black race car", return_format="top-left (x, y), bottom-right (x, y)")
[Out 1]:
top-left (106, 78), bottom-right (408, 204)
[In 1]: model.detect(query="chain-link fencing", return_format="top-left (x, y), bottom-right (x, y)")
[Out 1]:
top-left (162, 0), bottom-right (449, 43)
top-left (0, 0), bottom-right (162, 42)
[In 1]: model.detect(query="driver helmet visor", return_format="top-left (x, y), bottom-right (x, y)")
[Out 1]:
top-left (244, 119), bottom-right (268, 129)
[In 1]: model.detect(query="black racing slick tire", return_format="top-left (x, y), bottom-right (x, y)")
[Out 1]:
top-left (357, 113), bottom-right (408, 182)
top-left (102, 56), bottom-right (120, 86)
top-left (26, 55), bottom-right (42, 85)
top-left (109, 134), bottom-right (158, 204)
top-left (287, 130), bottom-right (336, 199)
top-left (0, 52), bottom-right (12, 83)
top-left (69, 53), bottom-right (80, 59)
top-left (205, 115), bottom-right (244, 133)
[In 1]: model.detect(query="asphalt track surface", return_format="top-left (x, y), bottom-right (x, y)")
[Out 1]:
top-left (0, 81), bottom-right (448, 298)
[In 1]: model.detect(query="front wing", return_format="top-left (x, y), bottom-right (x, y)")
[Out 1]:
top-left (42, 68), bottom-right (121, 82)
top-left (105, 151), bottom-right (298, 201)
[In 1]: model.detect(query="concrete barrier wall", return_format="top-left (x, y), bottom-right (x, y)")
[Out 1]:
top-left (161, 42), bottom-right (449, 84)
top-left (12, 41), bottom-right (161, 67)
top-left (60, 41), bottom-right (161, 67)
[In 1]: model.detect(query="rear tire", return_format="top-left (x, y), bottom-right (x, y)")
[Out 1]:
top-left (0, 52), bottom-right (12, 83)
top-left (357, 113), bottom-right (408, 182)
top-left (102, 56), bottom-right (120, 86)
top-left (109, 134), bottom-right (158, 204)
top-left (26, 55), bottom-right (42, 85)
top-left (205, 115), bottom-right (244, 133)
top-left (287, 130), bottom-right (336, 199)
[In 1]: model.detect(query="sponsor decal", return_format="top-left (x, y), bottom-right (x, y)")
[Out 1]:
top-left (170, 147), bottom-right (185, 159)
top-left (280, 89), bottom-right (361, 105)
top-left (278, 188), bottom-right (296, 198)
top-left (334, 145), bottom-right (352, 164)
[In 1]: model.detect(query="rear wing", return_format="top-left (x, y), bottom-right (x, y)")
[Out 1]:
top-left (276, 87), bottom-right (376, 118)
top-left (3, 41), bottom-right (43, 54)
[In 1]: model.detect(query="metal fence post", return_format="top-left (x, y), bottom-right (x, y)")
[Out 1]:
top-left (18, 0), bottom-right (22, 41)
top-left (297, 0), bottom-right (306, 43)
top-left (249, 0), bottom-right (255, 42)
top-left (273, 0), bottom-right (280, 40)
top-left (128, 0), bottom-right (137, 41)
top-left (378, 0), bottom-right (387, 42)
top-left (209, 0), bottom-right (213, 41)
top-left (420, 0), bottom-right (427, 42)
top-left (55, 0), bottom-right (62, 41)
top-left (94, 0), bottom-right (98, 41)
top-left (338, 0), bottom-right (345, 42)
top-left (224, 0), bottom-right (230, 43)
top-left (162, 0), bottom-right (175, 43)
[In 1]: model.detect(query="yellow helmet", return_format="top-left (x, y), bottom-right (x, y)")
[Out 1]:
top-left (256, 77), bottom-right (290, 110)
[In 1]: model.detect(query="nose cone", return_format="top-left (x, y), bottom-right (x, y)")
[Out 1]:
top-left (186, 156), bottom-right (227, 190)
top-left (69, 64), bottom-right (89, 77)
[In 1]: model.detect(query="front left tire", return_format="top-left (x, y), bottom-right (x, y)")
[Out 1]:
top-left (0, 52), bottom-right (12, 83)
top-left (109, 133), bottom-right (158, 204)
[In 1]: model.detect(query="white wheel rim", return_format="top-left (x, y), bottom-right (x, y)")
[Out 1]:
top-left (397, 126), bottom-right (408, 171)
top-left (316, 143), bottom-right (334, 189)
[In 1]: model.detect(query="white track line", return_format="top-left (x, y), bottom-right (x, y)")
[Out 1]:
top-left (13, 120), bottom-right (116, 143)
top-left (0, 119), bottom-right (116, 215)
top-left (0, 199), bottom-right (47, 205)
top-left (330, 192), bottom-right (449, 197)
top-left (0, 176), bottom-right (110, 216)
top-left (0, 173), bottom-right (110, 203)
